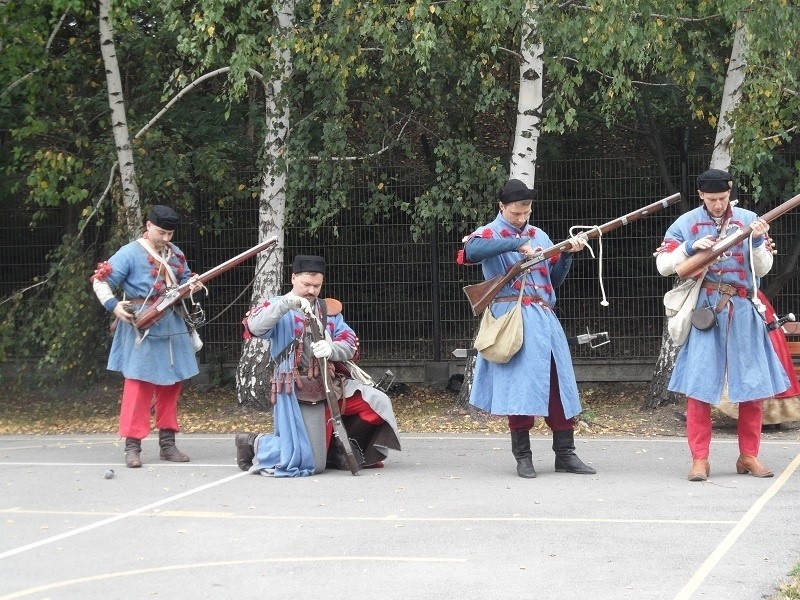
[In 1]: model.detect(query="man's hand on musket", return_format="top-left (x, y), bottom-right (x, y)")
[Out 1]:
top-left (563, 236), bottom-right (587, 253)
top-left (187, 274), bottom-right (207, 294)
top-left (750, 218), bottom-right (769, 239)
top-left (517, 242), bottom-right (543, 259)
top-left (690, 235), bottom-right (717, 253)
top-left (113, 301), bottom-right (135, 324)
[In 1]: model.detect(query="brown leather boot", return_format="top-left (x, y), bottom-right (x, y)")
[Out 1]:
top-left (687, 458), bottom-right (710, 481)
top-left (159, 430), bottom-right (190, 462)
top-left (736, 454), bottom-right (773, 478)
top-left (125, 438), bottom-right (142, 468)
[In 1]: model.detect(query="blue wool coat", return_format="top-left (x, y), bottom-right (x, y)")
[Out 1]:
top-left (98, 240), bottom-right (199, 385)
top-left (658, 205), bottom-right (788, 403)
top-left (463, 212), bottom-right (583, 419)
top-left (246, 296), bottom-right (401, 477)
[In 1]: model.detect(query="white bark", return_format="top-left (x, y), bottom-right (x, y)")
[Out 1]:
top-left (99, 0), bottom-right (141, 239)
top-left (236, 0), bottom-right (296, 407)
top-left (648, 21), bottom-right (748, 407)
top-left (509, 0), bottom-right (543, 188)
top-left (710, 23), bottom-right (747, 170)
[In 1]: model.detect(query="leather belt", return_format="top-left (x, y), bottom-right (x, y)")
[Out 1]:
top-left (700, 280), bottom-right (753, 313)
top-left (493, 295), bottom-right (550, 308)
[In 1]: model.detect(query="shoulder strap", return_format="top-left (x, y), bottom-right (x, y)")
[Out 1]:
top-left (136, 238), bottom-right (177, 286)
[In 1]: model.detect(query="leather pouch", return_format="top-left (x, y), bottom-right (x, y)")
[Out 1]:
top-left (691, 306), bottom-right (716, 330)
top-left (295, 374), bottom-right (343, 405)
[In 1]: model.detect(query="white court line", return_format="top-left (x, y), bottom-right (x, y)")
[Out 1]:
top-left (0, 470), bottom-right (249, 561)
top-left (674, 450), bottom-right (800, 600)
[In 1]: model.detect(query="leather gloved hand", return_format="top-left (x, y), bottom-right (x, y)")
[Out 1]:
top-left (311, 340), bottom-right (333, 359)
top-left (285, 292), bottom-right (312, 314)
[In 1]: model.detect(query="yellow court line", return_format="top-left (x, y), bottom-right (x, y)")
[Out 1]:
top-left (674, 450), bottom-right (800, 600)
top-left (0, 556), bottom-right (466, 600)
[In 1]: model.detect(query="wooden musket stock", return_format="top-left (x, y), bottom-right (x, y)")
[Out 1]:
top-left (133, 236), bottom-right (278, 331)
top-left (306, 311), bottom-right (361, 475)
top-left (674, 192), bottom-right (800, 280)
top-left (463, 193), bottom-right (682, 315)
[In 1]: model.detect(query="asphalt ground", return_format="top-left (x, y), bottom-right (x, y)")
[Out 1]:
top-left (1, 433), bottom-right (799, 600)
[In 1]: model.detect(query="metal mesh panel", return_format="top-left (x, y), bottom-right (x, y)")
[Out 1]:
top-left (3, 153), bottom-right (799, 373)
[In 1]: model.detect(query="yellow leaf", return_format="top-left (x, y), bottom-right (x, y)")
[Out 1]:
top-left (207, 25), bottom-right (215, 37)
top-left (39, 180), bottom-right (49, 189)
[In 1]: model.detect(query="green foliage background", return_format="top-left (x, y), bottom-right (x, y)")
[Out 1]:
top-left (1, 0), bottom-right (798, 385)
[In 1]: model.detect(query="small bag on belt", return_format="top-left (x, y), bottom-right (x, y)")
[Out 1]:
top-left (690, 305), bottom-right (716, 331)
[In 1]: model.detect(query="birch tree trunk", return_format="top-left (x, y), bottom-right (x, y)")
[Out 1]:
top-left (644, 22), bottom-right (747, 409)
top-left (710, 23), bottom-right (747, 170)
top-left (460, 2), bottom-right (543, 407)
top-left (98, 0), bottom-right (141, 239)
top-left (509, 0), bottom-right (543, 187)
top-left (235, 0), bottom-right (295, 408)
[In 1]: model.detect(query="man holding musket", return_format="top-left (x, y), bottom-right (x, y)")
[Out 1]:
top-left (655, 169), bottom-right (788, 481)
top-left (91, 205), bottom-right (200, 468)
top-left (459, 179), bottom-right (595, 479)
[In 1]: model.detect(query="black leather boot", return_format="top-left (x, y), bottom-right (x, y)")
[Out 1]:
top-left (125, 438), bottom-right (142, 468)
top-left (552, 429), bottom-right (596, 474)
top-left (235, 433), bottom-right (257, 471)
top-left (159, 429), bottom-right (190, 462)
top-left (510, 430), bottom-right (536, 478)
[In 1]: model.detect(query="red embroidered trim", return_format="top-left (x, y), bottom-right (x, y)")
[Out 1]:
top-left (658, 240), bottom-right (680, 253)
top-left (90, 261), bottom-right (113, 283)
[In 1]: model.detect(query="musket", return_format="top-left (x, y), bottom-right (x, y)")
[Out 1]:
top-left (463, 193), bottom-right (682, 315)
top-left (452, 328), bottom-right (610, 357)
top-left (675, 192), bottom-right (800, 280)
top-left (306, 309), bottom-right (361, 475)
top-left (133, 236), bottom-right (278, 331)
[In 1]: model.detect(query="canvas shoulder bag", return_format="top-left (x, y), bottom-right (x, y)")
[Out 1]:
top-left (663, 269), bottom-right (706, 346)
top-left (473, 274), bottom-right (526, 364)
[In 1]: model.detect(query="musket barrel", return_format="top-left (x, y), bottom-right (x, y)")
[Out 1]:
top-left (462, 192), bottom-right (681, 314)
top-left (134, 236), bottom-right (278, 330)
top-left (674, 192), bottom-right (800, 279)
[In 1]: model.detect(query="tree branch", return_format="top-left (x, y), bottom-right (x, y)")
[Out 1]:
top-left (307, 114), bottom-right (414, 162)
top-left (2, 10), bottom-right (69, 98)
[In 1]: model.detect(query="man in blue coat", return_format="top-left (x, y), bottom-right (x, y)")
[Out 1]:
top-left (460, 179), bottom-right (595, 478)
top-left (91, 205), bottom-right (200, 468)
top-left (235, 255), bottom-right (401, 477)
top-left (656, 169), bottom-right (787, 481)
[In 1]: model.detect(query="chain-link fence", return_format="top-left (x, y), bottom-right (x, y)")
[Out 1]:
top-left (3, 154), bottom-right (799, 379)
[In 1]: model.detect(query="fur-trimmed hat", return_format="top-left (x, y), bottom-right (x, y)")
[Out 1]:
top-left (292, 255), bottom-right (326, 275)
top-left (697, 169), bottom-right (733, 193)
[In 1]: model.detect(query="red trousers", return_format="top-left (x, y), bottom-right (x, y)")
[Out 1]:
top-left (686, 397), bottom-right (762, 459)
top-left (119, 378), bottom-right (181, 439)
top-left (324, 391), bottom-right (384, 449)
top-left (508, 357), bottom-right (575, 432)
